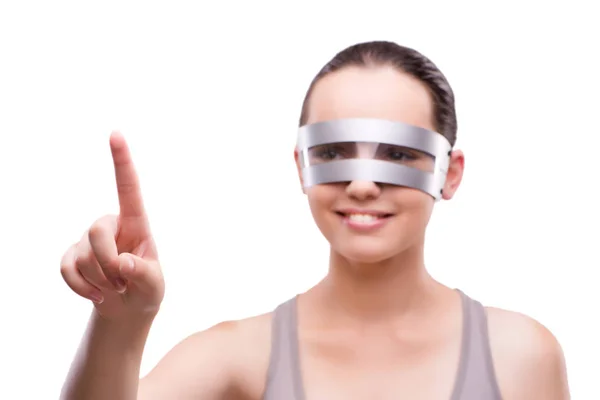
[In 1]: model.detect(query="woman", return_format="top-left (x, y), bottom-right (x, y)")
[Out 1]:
top-left (59, 41), bottom-right (570, 399)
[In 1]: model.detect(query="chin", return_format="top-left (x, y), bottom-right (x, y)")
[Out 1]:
top-left (333, 238), bottom-right (405, 265)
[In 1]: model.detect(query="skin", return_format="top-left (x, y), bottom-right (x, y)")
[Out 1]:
top-left (60, 65), bottom-right (570, 400)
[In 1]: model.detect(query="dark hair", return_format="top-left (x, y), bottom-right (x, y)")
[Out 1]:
top-left (299, 41), bottom-right (458, 146)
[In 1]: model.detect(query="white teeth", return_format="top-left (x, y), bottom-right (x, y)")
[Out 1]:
top-left (348, 213), bottom-right (379, 222)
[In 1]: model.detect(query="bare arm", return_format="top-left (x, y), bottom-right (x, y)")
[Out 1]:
top-left (138, 321), bottom-right (243, 400)
top-left (487, 307), bottom-right (570, 400)
top-left (60, 310), bottom-right (155, 400)
top-left (518, 322), bottom-right (570, 400)
top-left (61, 313), bottom-right (241, 400)
top-left (60, 133), bottom-right (241, 400)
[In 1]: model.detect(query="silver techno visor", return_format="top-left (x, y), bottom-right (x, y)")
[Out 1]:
top-left (296, 118), bottom-right (452, 201)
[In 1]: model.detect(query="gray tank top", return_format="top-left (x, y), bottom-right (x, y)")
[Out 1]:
top-left (263, 289), bottom-right (503, 400)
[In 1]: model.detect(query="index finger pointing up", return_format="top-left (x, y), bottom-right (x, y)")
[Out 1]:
top-left (109, 131), bottom-right (146, 219)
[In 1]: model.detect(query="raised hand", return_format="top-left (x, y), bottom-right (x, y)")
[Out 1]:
top-left (60, 132), bottom-right (165, 320)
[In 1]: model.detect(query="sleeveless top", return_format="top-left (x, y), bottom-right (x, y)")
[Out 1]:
top-left (263, 289), bottom-right (503, 400)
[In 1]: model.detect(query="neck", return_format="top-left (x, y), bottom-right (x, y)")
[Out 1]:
top-left (312, 244), bottom-right (447, 324)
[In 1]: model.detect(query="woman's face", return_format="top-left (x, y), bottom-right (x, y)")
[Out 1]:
top-left (296, 65), bottom-right (464, 264)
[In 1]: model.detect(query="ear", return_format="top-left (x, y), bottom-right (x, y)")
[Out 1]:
top-left (441, 149), bottom-right (465, 200)
top-left (294, 148), bottom-right (306, 194)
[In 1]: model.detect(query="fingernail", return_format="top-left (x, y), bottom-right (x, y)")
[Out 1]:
top-left (115, 278), bottom-right (127, 293)
top-left (91, 293), bottom-right (104, 304)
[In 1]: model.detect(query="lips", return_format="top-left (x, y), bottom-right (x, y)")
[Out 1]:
top-left (334, 209), bottom-right (394, 231)
top-left (335, 209), bottom-right (394, 219)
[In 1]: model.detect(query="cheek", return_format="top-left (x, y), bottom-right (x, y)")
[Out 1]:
top-left (307, 187), bottom-right (334, 213)
top-left (391, 189), bottom-right (435, 224)
top-left (306, 186), bottom-right (338, 228)
top-left (306, 183), bottom-right (341, 201)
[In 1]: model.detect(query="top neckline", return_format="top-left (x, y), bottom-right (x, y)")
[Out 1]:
top-left (285, 288), bottom-right (471, 400)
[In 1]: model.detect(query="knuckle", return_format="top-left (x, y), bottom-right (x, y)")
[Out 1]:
top-left (99, 214), bottom-right (118, 225)
top-left (59, 261), bottom-right (71, 279)
top-left (59, 244), bottom-right (77, 277)
top-left (88, 214), bottom-right (116, 238)
top-left (88, 222), bottom-right (105, 240)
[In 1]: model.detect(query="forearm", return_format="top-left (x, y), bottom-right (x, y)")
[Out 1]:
top-left (60, 309), bottom-right (156, 400)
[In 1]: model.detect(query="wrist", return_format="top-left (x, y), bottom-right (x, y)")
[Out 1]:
top-left (90, 307), bottom-right (157, 343)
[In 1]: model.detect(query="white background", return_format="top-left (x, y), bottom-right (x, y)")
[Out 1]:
top-left (1, 1), bottom-right (598, 399)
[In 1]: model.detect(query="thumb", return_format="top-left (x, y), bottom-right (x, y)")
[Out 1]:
top-left (118, 252), bottom-right (160, 292)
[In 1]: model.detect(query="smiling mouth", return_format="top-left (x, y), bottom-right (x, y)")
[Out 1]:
top-left (335, 211), bottom-right (394, 223)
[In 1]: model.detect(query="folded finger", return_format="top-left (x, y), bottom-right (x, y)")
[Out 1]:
top-left (75, 238), bottom-right (116, 292)
top-left (87, 216), bottom-right (124, 292)
top-left (61, 244), bottom-right (104, 303)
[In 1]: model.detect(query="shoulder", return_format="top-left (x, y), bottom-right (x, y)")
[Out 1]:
top-left (485, 306), bottom-right (570, 400)
top-left (198, 311), bottom-right (276, 398)
top-left (140, 310), bottom-right (275, 400)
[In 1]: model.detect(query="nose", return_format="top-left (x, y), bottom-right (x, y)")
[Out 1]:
top-left (345, 180), bottom-right (382, 201)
